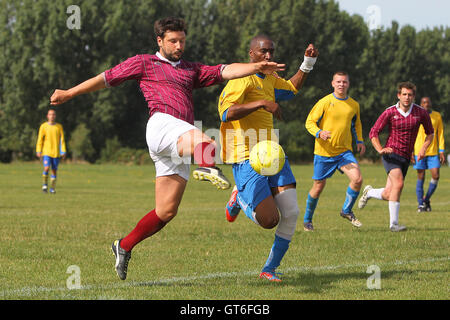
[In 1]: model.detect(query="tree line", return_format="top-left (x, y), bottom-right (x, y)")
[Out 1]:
top-left (0, 0), bottom-right (448, 163)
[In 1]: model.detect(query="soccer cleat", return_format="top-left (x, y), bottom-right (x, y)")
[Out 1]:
top-left (42, 185), bottom-right (48, 193)
top-left (49, 188), bottom-right (56, 194)
top-left (303, 222), bottom-right (314, 231)
top-left (111, 239), bottom-right (132, 280)
top-left (358, 185), bottom-right (373, 209)
top-left (259, 270), bottom-right (282, 282)
top-left (390, 224), bottom-right (407, 232)
top-left (424, 200), bottom-right (432, 212)
top-left (340, 211), bottom-right (362, 228)
top-left (417, 205), bottom-right (426, 213)
top-left (192, 166), bottom-right (231, 190)
top-left (225, 185), bottom-right (240, 222)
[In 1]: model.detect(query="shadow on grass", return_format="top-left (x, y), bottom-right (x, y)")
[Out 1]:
top-left (282, 270), bottom-right (401, 293)
top-left (278, 267), bottom-right (447, 293)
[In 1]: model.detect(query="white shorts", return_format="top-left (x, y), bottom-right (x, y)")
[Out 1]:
top-left (146, 112), bottom-right (197, 181)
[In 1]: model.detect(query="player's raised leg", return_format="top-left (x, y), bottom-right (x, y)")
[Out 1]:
top-left (178, 128), bottom-right (230, 190)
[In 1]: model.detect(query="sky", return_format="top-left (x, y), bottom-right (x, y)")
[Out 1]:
top-left (334, 0), bottom-right (449, 31)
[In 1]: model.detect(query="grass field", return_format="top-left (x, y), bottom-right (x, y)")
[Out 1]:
top-left (0, 162), bottom-right (448, 300)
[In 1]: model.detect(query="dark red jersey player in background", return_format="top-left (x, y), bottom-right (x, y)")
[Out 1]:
top-left (358, 81), bottom-right (434, 232)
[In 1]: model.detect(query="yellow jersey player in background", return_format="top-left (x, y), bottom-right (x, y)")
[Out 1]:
top-left (303, 71), bottom-right (365, 231)
top-left (413, 97), bottom-right (445, 212)
top-left (36, 109), bottom-right (66, 194)
top-left (219, 34), bottom-right (318, 282)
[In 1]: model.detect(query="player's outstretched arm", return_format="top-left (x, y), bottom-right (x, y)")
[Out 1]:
top-left (289, 44), bottom-right (319, 90)
top-left (50, 74), bottom-right (106, 105)
top-left (221, 61), bottom-right (286, 80)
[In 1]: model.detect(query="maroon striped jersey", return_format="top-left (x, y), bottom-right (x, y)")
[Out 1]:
top-left (103, 54), bottom-right (224, 124)
top-left (369, 103), bottom-right (434, 159)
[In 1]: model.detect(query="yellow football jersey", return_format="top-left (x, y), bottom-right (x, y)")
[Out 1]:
top-left (36, 122), bottom-right (66, 158)
top-left (218, 73), bottom-right (298, 163)
top-left (414, 110), bottom-right (445, 156)
top-left (305, 93), bottom-right (363, 157)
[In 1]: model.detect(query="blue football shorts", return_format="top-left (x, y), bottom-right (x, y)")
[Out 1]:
top-left (42, 155), bottom-right (60, 170)
top-left (413, 155), bottom-right (441, 170)
top-left (232, 157), bottom-right (296, 221)
top-left (312, 150), bottom-right (357, 180)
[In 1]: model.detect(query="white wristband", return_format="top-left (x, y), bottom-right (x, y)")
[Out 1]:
top-left (299, 56), bottom-right (317, 73)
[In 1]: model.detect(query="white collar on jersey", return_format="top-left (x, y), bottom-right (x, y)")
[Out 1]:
top-left (395, 102), bottom-right (414, 117)
top-left (156, 52), bottom-right (181, 67)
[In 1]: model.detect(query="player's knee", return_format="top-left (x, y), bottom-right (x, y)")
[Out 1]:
top-left (157, 210), bottom-right (178, 222)
top-left (259, 212), bottom-right (279, 229)
top-left (274, 188), bottom-right (300, 240)
top-left (311, 182), bottom-right (325, 197)
top-left (354, 175), bottom-right (363, 187)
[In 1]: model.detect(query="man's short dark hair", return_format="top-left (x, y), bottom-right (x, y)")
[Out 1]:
top-left (154, 17), bottom-right (187, 39)
top-left (333, 71), bottom-right (349, 78)
top-left (397, 81), bottom-right (416, 95)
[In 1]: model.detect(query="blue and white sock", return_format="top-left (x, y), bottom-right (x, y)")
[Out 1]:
top-left (416, 179), bottom-right (424, 205)
top-left (424, 179), bottom-right (438, 202)
top-left (303, 194), bottom-right (318, 223)
top-left (342, 186), bottom-right (360, 213)
top-left (262, 235), bottom-right (290, 273)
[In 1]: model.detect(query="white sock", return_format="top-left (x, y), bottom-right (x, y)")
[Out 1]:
top-left (368, 188), bottom-right (384, 200)
top-left (389, 201), bottom-right (400, 227)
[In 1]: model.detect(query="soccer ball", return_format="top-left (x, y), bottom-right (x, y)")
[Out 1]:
top-left (249, 140), bottom-right (285, 176)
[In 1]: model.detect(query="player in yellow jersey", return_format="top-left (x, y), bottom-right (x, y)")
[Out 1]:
top-left (413, 97), bottom-right (445, 212)
top-left (36, 109), bottom-right (66, 194)
top-left (303, 71), bottom-right (365, 231)
top-left (219, 34), bottom-right (318, 282)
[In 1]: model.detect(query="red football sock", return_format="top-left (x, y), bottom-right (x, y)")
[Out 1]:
top-left (120, 209), bottom-right (166, 252)
top-left (193, 141), bottom-right (216, 167)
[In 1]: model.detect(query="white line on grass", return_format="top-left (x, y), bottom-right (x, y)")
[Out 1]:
top-left (1, 256), bottom-right (448, 298)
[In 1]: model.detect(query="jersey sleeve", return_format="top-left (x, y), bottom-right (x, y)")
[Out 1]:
top-left (103, 55), bottom-right (144, 87)
top-left (421, 110), bottom-right (434, 136)
top-left (194, 63), bottom-right (224, 89)
top-left (59, 125), bottom-right (67, 155)
top-left (305, 98), bottom-right (326, 138)
top-left (436, 113), bottom-right (445, 152)
top-left (369, 109), bottom-right (390, 139)
top-left (218, 77), bottom-right (250, 122)
top-left (273, 77), bottom-right (298, 102)
top-left (36, 124), bottom-right (45, 153)
top-left (352, 102), bottom-right (364, 144)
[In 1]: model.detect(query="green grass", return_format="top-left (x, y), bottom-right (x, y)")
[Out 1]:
top-left (0, 162), bottom-right (448, 300)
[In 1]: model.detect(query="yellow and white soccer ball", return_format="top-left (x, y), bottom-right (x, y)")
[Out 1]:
top-left (249, 140), bottom-right (285, 176)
